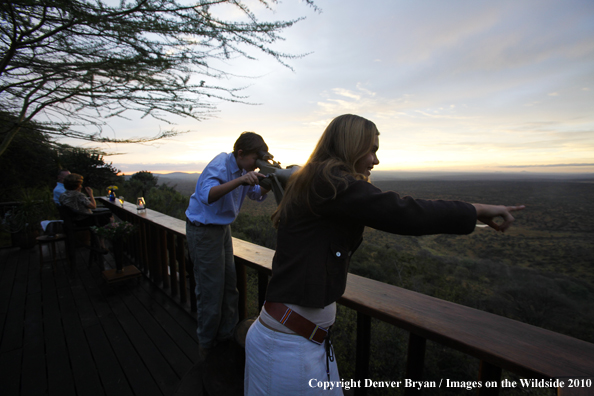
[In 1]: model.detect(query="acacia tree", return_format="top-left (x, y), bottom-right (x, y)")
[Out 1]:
top-left (0, 0), bottom-right (317, 157)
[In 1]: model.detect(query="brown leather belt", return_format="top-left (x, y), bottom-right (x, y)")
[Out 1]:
top-left (264, 301), bottom-right (330, 345)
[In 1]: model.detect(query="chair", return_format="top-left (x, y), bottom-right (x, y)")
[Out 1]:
top-left (36, 219), bottom-right (67, 272)
top-left (57, 205), bottom-right (105, 269)
top-left (36, 233), bottom-right (67, 272)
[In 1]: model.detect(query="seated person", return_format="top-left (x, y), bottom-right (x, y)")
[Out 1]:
top-left (59, 173), bottom-right (111, 227)
top-left (53, 169), bottom-right (70, 205)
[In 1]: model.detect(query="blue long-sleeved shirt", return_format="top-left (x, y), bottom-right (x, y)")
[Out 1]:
top-left (53, 182), bottom-right (66, 205)
top-left (185, 152), bottom-right (266, 225)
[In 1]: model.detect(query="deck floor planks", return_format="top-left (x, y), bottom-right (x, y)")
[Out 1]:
top-left (129, 280), bottom-right (200, 360)
top-left (130, 288), bottom-right (200, 369)
top-left (84, 321), bottom-right (136, 396)
top-left (87, 249), bottom-right (199, 396)
top-left (21, 259), bottom-right (47, 396)
top-left (102, 313), bottom-right (163, 396)
top-left (105, 286), bottom-right (180, 395)
top-left (135, 279), bottom-right (199, 340)
top-left (83, 255), bottom-right (180, 396)
top-left (68, 268), bottom-right (135, 396)
top-left (0, 249), bottom-right (24, 394)
top-left (0, 242), bottom-right (202, 396)
top-left (118, 290), bottom-right (193, 378)
top-left (90, 254), bottom-right (199, 393)
top-left (2, 248), bottom-right (28, 355)
top-left (0, 348), bottom-right (21, 395)
top-left (76, 265), bottom-right (163, 396)
top-left (57, 279), bottom-right (105, 396)
top-left (41, 255), bottom-right (76, 396)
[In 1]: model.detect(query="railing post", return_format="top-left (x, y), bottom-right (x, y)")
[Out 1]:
top-left (477, 361), bottom-right (501, 396)
top-left (167, 232), bottom-right (178, 297)
top-left (405, 333), bottom-right (426, 395)
top-left (159, 228), bottom-right (169, 289)
top-left (147, 224), bottom-right (156, 282)
top-left (236, 261), bottom-right (248, 320)
top-left (188, 257), bottom-right (197, 312)
top-left (177, 236), bottom-right (188, 306)
top-left (139, 221), bottom-right (148, 274)
top-left (150, 225), bottom-right (163, 284)
top-left (354, 312), bottom-right (371, 396)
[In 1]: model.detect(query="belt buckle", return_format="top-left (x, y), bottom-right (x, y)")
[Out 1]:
top-left (186, 217), bottom-right (202, 227)
top-left (309, 325), bottom-right (329, 345)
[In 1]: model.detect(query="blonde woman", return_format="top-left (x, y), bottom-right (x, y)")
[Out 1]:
top-left (244, 114), bottom-right (524, 395)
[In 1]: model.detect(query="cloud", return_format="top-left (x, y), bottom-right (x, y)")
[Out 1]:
top-left (316, 84), bottom-right (420, 119)
top-left (501, 163), bottom-right (594, 168)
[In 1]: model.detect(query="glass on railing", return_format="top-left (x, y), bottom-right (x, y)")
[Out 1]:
top-left (136, 197), bottom-right (146, 213)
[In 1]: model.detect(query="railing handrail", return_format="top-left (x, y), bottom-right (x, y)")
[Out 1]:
top-left (340, 273), bottom-right (594, 379)
top-left (97, 197), bottom-right (594, 395)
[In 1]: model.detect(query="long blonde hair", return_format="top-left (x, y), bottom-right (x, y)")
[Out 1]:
top-left (272, 114), bottom-right (379, 227)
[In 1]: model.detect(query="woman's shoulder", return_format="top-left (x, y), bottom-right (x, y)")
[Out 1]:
top-left (310, 166), bottom-right (370, 204)
top-left (60, 189), bottom-right (77, 200)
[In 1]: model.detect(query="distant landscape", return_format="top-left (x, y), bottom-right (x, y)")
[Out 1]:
top-left (154, 170), bottom-right (594, 289)
top-left (152, 170), bottom-right (594, 195)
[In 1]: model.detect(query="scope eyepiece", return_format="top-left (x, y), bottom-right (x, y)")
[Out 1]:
top-left (258, 150), bottom-right (274, 161)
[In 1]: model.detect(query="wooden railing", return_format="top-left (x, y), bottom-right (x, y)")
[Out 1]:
top-left (97, 197), bottom-right (594, 396)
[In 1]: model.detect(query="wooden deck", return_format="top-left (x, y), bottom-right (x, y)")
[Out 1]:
top-left (0, 242), bottom-right (236, 396)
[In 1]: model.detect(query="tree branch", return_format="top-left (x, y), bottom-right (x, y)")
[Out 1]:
top-left (0, 0), bottom-right (318, 156)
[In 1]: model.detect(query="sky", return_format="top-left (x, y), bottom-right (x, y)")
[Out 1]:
top-left (74, 0), bottom-right (594, 175)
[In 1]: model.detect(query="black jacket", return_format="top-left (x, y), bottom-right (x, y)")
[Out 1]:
top-left (265, 174), bottom-right (477, 308)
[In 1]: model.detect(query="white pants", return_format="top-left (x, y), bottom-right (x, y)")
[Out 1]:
top-left (244, 320), bottom-right (343, 395)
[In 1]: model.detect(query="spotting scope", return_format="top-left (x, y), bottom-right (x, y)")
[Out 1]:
top-left (256, 151), bottom-right (300, 205)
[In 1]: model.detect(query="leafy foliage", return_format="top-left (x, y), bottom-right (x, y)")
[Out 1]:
top-left (144, 183), bottom-right (190, 220)
top-left (0, 113), bottom-right (121, 200)
top-left (91, 220), bottom-right (136, 240)
top-left (0, 113), bottom-right (58, 198)
top-left (57, 147), bottom-right (122, 189)
top-left (1, 187), bottom-right (55, 233)
top-left (231, 212), bottom-right (277, 249)
top-left (127, 170), bottom-right (159, 198)
top-left (117, 172), bottom-right (189, 220)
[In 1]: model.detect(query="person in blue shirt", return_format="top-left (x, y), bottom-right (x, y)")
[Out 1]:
top-left (185, 132), bottom-right (270, 357)
top-left (53, 169), bottom-right (70, 205)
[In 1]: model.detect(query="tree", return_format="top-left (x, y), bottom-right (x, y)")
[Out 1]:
top-left (127, 170), bottom-right (159, 197)
top-left (0, 111), bottom-right (121, 199)
top-left (0, 112), bottom-right (57, 199)
top-left (144, 183), bottom-right (190, 220)
top-left (57, 147), bottom-right (122, 190)
top-left (0, 0), bottom-right (317, 157)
